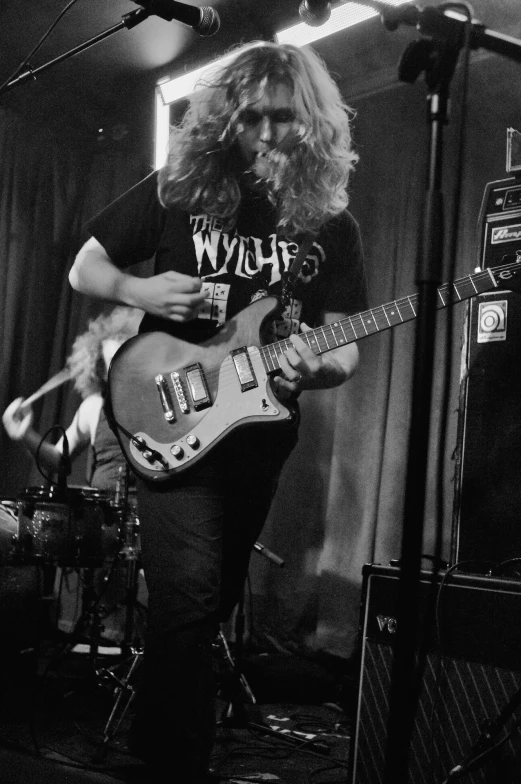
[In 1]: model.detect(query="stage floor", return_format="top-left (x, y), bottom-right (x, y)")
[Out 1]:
top-left (0, 638), bottom-right (353, 784)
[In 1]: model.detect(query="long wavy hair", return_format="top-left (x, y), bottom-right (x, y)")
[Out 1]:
top-left (158, 41), bottom-right (358, 238)
top-left (66, 307), bottom-right (142, 399)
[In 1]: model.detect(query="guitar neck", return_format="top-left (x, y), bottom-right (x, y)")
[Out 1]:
top-left (261, 266), bottom-right (500, 373)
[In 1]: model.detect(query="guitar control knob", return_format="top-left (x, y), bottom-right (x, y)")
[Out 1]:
top-left (170, 445), bottom-right (184, 460)
top-left (186, 435), bottom-right (200, 450)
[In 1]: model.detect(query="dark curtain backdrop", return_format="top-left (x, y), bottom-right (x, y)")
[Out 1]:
top-left (0, 50), bottom-right (517, 660)
top-left (249, 51), bottom-right (520, 659)
top-left (0, 104), bottom-right (151, 495)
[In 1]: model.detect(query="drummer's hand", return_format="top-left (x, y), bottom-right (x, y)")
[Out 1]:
top-left (2, 397), bottom-right (33, 441)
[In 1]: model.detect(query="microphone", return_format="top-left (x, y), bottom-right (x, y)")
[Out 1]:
top-left (299, 0), bottom-right (331, 27)
top-left (133, 0), bottom-right (220, 36)
top-left (253, 541), bottom-right (285, 567)
top-left (57, 432), bottom-right (71, 496)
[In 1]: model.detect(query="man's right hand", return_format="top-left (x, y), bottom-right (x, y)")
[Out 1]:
top-left (69, 238), bottom-right (207, 323)
top-left (2, 398), bottom-right (33, 441)
top-left (136, 271), bottom-right (207, 322)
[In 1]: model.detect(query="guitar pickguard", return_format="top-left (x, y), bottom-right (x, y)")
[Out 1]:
top-left (128, 347), bottom-right (290, 478)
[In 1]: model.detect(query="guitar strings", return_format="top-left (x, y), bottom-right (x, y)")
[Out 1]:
top-left (154, 266), bottom-right (508, 410)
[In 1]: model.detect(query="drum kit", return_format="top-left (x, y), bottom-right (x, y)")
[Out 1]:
top-left (0, 479), bottom-right (146, 744)
top-left (0, 473), bottom-right (283, 746)
top-left (0, 480), bottom-right (145, 652)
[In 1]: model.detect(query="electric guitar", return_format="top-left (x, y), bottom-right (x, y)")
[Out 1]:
top-left (108, 260), bottom-right (521, 481)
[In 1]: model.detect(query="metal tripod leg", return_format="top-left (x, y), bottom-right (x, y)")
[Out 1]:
top-left (99, 646), bottom-right (143, 744)
top-left (217, 629), bottom-right (256, 707)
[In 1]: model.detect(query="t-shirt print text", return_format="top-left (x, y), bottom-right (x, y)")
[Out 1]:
top-left (190, 214), bottom-right (323, 286)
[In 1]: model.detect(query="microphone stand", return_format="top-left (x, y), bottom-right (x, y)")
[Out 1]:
top-left (383, 35), bottom-right (462, 783)
top-left (0, 8), bottom-right (151, 98)
top-left (347, 3), bottom-right (521, 782)
top-left (218, 543), bottom-right (331, 756)
top-left (443, 683), bottom-right (521, 781)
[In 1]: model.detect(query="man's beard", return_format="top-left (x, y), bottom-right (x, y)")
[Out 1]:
top-left (252, 151), bottom-right (271, 180)
top-left (251, 147), bottom-right (291, 190)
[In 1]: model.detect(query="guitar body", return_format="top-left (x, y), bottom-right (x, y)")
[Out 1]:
top-left (108, 257), bottom-right (521, 482)
top-left (108, 296), bottom-right (295, 482)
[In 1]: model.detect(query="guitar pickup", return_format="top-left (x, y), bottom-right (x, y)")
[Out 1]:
top-left (155, 374), bottom-right (175, 422)
top-left (184, 363), bottom-right (211, 411)
top-left (231, 348), bottom-right (257, 392)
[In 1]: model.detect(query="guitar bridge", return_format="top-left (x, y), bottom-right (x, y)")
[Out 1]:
top-left (170, 372), bottom-right (189, 414)
top-left (231, 348), bottom-right (257, 392)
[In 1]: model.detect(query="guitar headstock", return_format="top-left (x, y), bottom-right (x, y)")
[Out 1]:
top-left (489, 255), bottom-right (521, 293)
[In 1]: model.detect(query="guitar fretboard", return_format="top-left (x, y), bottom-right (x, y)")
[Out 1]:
top-left (260, 267), bottom-right (499, 373)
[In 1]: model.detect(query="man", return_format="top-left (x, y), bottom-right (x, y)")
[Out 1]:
top-left (69, 41), bottom-right (368, 783)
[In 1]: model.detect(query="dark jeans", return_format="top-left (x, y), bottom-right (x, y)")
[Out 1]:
top-left (131, 423), bottom-right (298, 781)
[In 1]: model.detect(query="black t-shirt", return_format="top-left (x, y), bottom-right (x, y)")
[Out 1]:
top-left (87, 170), bottom-right (368, 342)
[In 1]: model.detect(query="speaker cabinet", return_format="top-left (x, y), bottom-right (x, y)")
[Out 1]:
top-left (452, 177), bottom-right (521, 567)
top-left (348, 565), bottom-right (521, 784)
top-left (452, 290), bottom-right (521, 565)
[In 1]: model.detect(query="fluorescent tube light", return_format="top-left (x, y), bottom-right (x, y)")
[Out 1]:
top-left (158, 52), bottom-right (237, 106)
top-left (155, 82), bottom-right (172, 169)
top-left (276, 1), bottom-right (412, 47)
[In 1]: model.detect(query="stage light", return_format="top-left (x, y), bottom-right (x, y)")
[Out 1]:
top-left (154, 52), bottom-right (236, 167)
top-left (155, 81), bottom-right (172, 169)
top-left (276, 0), bottom-right (411, 47)
top-left (157, 51), bottom-right (237, 106)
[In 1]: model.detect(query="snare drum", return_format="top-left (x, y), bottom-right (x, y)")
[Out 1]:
top-left (16, 486), bottom-right (121, 567)
top-left (16, 487), bottom-right (74, 565)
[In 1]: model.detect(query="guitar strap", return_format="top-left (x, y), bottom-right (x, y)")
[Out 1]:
top-left (281, 232), bottom-right (316, 305)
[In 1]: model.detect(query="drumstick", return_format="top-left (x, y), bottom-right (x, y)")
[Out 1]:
top-left (19, 367), bottom-right (73, 413)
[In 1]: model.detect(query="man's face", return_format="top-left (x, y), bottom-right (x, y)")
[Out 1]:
top-left (235, 82), bottom-right (296, 179)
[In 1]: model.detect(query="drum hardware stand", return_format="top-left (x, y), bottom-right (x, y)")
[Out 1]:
top-left (96, 621), bottom-right (251, 750)
top-left (49, 560), bottom-right (119, 678)
top-left (49, 503), bottom-right (139, 679)
top-left (97, 539), bottom-right (286, 750)
top-left (95, 504), bottom-right (145, 747)
top-left (117, 510), bottom-right (142, 658)
top-left (96, 618), bottom-right (258, 751)
top-left (97, 644), bottom-right (144, 747)
top-left (96, 626), bottom-right (246, 750)
top-left (80, 566), bottom-right (106, 672)
top-left (51, 512), bottom-right (145, 754)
